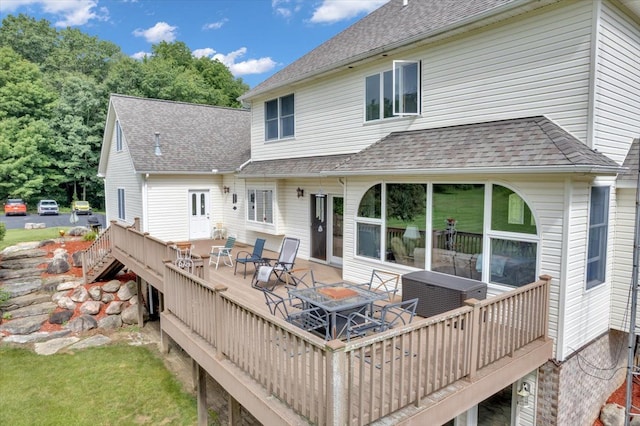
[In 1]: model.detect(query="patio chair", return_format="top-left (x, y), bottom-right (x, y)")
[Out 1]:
top-left (261, 288), bottom-right (328, 337)
top-left (234, 238), bottom-right (266, 278)
top-left (368, 269), bottom-right (401, 302)
top-left (340, 298), bottom-right (419, 340)
top-left (251, 237), bottom-right (300, 289)
top-left (172, 242), bottom-right (194, 274)
top-left (209, 236), bottom-right (236, 269)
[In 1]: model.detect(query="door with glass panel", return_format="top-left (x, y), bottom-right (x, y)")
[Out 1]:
top-left (330, 196), bottom-right (343, 265)
top-left (188, 190), bottom-right (210, 239)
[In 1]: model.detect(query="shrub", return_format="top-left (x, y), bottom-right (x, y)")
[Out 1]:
top-left (83, 231), bottom-right (97, 241)
top-left (0, 222), bottom-right (6, 242)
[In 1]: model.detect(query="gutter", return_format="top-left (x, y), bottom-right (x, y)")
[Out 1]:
top-left (240, 0), bottom-right (551, 101)
top-left (321, 165), bottom-right (625, 176)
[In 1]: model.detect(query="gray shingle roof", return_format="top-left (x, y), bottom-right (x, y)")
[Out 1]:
top-left (109, 95), bottom-right (250, 174)
top-left (242, 0), bottom-right (522, 98)
top-left (237, 117), bottom-right (622, 177)
top-left (330, 116), bottom-right (621, 174)
top-left (618, 139), bottom-right (639, 184)
top-left (238, 154), bottom-right (352, 178)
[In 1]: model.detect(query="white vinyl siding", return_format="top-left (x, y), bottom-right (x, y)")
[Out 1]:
top-left (103, 116), bottom-right (143, 227)
top-left (610, 187), bottom-right (635, 332)
top-left (248, 1), bottom-right (595, 162)
top-left (592, 1), bottom-right (640, 163)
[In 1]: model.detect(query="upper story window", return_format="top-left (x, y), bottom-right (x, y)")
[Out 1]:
top-left (265, 94), bottom-right (294, 140)
top-left (365, 60), bottom-right (420, 122)
top-left (247, 188), bottom-right (274, 224)
top-left (117, 188), bottom-right (125, 220)
top-left (115, 120), bottom-right (123, 152)
top-left (586, 186), bottom-right (609, 289)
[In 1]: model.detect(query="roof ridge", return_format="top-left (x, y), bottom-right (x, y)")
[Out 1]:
top-left (110, 93), bottom-right (249, 113)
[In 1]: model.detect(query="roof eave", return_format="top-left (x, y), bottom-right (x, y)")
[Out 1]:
top-left (322, 165), bottom-right (624, 176)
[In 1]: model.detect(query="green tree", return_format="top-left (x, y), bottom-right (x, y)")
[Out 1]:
top-left (0, 14), bottom-right (57, 65)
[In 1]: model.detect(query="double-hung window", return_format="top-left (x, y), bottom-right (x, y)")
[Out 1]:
top-left (117, 188), bottom-right (125, 220)
top-left (265, 94), bottom-right (294, 140)
top-left (586, 186), bottom-right (609, 289)
top-left (247, 189), bottom-right (274, 224)
top-left (365, 60), bottom-right (420, 122)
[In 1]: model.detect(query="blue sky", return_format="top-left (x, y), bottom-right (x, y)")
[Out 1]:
top-left (0, 0), bottom-right (389, 87)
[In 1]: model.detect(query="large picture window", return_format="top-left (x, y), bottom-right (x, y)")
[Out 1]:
top-left (355, 182), bottom-right (539, 288)
top-left (247, 189), bottom-right (274, 224)
top-left (586, 186), bottom-right (609, 289)
top-left (265, 94), bottom-right (294, 140)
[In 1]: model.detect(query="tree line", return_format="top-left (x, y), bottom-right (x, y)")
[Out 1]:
top-left (0, 14), bottom-right (249, 210)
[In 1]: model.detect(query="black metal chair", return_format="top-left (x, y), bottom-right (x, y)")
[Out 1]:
top-left (261, 288), bottom-right (329, 337)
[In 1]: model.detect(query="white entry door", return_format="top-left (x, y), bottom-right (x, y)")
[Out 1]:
top-left (188, 190), bottom-right (210, 239)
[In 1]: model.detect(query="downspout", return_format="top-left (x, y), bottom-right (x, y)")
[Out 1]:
top-left (141, 173), bottom-right (149, 233)
top-left (556, 177), bottom-right (572, 361)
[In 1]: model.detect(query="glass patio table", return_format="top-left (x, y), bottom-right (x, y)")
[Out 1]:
top-left (288, 282), bottom-right (388, 340)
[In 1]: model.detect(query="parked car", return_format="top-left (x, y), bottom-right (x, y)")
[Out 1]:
top-left (4, 198), bottom-right (27, 216)
top-left (71, 200), bottom-right (92, 215)
top-left (37, 199), bottom-right (59, 215)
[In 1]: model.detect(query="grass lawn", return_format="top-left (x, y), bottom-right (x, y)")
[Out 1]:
top-left (0, 227), bottom-right (72, 251)
top-left (0, 343), bottom-right (198, 425)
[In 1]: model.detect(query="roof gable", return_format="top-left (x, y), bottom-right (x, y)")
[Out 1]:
top-left (243, 0), bottom-right (541, 99)
top-left (105, 94), bottom-right (250, 174)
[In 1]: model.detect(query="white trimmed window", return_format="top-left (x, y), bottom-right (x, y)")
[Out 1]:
top-left (586, 186), bottom-right (609, 289)
top-left (116, 120), bottom-right (123, 152)
top-left (365, 60), bottom-right (420, 122)
top-left (247, 189), bottom-right (274, 224)
top-left (117, 188), bottom-right (125, 220)
top-left (265, 94), bottom-right (294, 140)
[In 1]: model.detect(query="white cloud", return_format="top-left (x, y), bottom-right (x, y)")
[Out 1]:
top-left (212, 47), bottom-right (277, 76)
top-left (131, 51), bottom-right (150, 60)
top-left (133, 22), bottom-right (178, 43)
top-left (310, 0), bottom-right (388, 24)
top-left (271, 0), bottom-right (302, 19)
top-left (192, 48), bottom-right (216, 58)
top-left (203, 19), bottom-right (227, 31)
top-left (1, 0), bottom-right (109, 27)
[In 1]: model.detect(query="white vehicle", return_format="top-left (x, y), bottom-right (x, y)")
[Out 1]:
top-left (37, 199), bottom-right (59, 215)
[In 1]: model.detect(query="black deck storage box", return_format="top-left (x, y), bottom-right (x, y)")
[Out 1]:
top-left (402, 270), bottom-right (487, 317)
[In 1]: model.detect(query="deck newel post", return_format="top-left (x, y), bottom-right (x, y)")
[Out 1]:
top-left (464, 298), bottom-right (482, 381)
top-left (539, 275), bottom-right (552, 339)
top-left (81, 250), bottom-right (87, 285)
top-left (201, 255), bottom-right (210, 281)
top-left (326, 339), bottom-right (348, 425)
top-left (213, 285), bottom-right (227, 358)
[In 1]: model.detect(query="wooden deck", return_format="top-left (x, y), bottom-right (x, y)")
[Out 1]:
top-left (84, 223), bottom-right (553, 426)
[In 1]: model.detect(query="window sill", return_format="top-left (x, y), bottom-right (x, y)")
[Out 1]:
top-left (246, 221), bottom-right (283, 236)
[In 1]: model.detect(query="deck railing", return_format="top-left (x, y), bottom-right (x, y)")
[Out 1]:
top-left (162, 258), bottom-right (550, 425)
top-left (100, 221), bottom-right (550, 425)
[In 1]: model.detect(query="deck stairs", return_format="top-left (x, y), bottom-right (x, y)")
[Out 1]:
top-left (83, 226), bottom-right (125, 283)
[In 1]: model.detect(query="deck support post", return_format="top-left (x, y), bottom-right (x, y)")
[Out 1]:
top-left (136, 276), bottom-right (144, 327)
top-left (326, 339), bottom-right (347, 425)
top-left (228, 394), bottom-right (241, 426)
top-left (196, 363), bottom-right (208, 426)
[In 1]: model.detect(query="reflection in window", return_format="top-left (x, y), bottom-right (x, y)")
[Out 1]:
top-left (431, 184), bottom-right (484, 280)
top-left (357, 184), bottom-right (382, 218)
top-left (488, 239), bottom-right (537, 287)
top-left (357, 223), bottom-right (380, 259)
top-left (386, 184), bottom-right (426, 268)
top-left (247, 189), bottom-right (273, 224)
top-left (492, 185), bottom-right (536, 234)
top-left (587, 186), bottom-right (609, 289)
